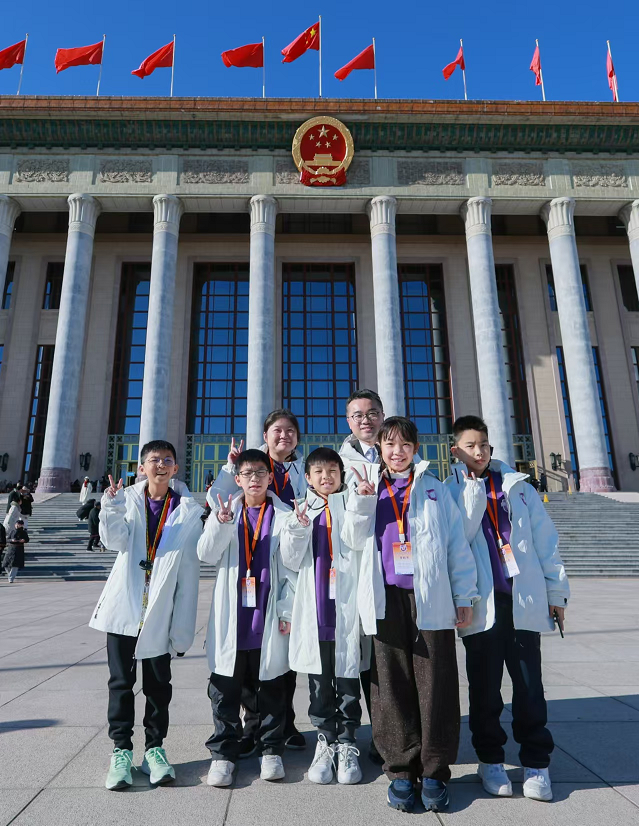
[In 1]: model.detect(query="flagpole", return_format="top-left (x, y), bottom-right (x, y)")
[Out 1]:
top-left (607, 40), bottom-right (619, 102)
top-left (96, 34), bottom-right (105, 97)
top-left (170, 34), bottom-right (176, 97)
top-left (460, 38), bottom-right (467, 101)
top-left (16, 33), bottom-right (28, 96)
top-left (372, 37), bottom-right (377, 100)
top-left (536, 39), bottom-right (546, 102)
top-left (318, 15), bottom-right (322, 98)
top-left (262, 36), bottom-right (266, 98)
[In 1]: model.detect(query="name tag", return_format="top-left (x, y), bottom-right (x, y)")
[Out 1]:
top-left (329, 566), bottom-right (337, 600)
top-left (393, 541), bottom-right (414, 576)
top-left (242, 576), bottom-right (256, 608)
top-left (499, 542), bottom-right (520, 579)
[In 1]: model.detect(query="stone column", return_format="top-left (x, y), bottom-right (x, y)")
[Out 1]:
top-left (461, 197), bottom-right (515, 467)
top-left (367, 195), bottom-right (405, 417)
top-left (37, 194), bottom-right (101, 492)
top-left (138, 195), bottom-right (184, 454)
top-left (245, 195), bottom-right (277, 449)
top-left (619, 200), bottom-right (639, 301)
top-left (541, 197), bottom-right (615, 492)
top-left (0, 196), bottom-right (20, 302)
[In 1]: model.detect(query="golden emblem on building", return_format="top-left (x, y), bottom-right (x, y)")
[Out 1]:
top-left (292, 116), bottom-right (354, 187)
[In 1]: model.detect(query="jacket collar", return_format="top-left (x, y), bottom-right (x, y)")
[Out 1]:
top-left (304, 485), bottom-right (348, 518)
top-left (259, 443), bottom-right (300, 465)
top-left (486, 459), bottom-right (529, 493)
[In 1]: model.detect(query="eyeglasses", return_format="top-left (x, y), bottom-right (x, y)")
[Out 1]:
top-left (145, 457), bottom-right (176, 467)
top-left (348, 410), bottom-right (382, 424)
top-left (238, 469), bottom-right (269, 479)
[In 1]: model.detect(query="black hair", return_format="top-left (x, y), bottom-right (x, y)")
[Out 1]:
top-left (304, 447), bottom-right (344, 477)
top-left (16, 519), bottom-right (24, 524)
top-left (345, 388), bottom-right (383, 414)
top-left (140, 440), bottom-right (177, 464)
top-left (235, 449), bottom-right (271, 473)
top-left (377, 416), bottom-right (419, 446)
top-left (452, 415), bottom-right (489, 445)
top-left (262, 408), bottom-right (301, 441)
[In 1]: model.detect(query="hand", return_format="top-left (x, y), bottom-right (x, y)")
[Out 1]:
top-left (279, 620), bottom-right (291, 635)
top-left (352, 465), bottom-right (375, 496)
top-left (106, 475), bottom-right (124, 499)
top-left (293, 499), bottom-right (310, 527)
top-left (227, 437), bottom-right (244, 465)
top-left (455, 606), bottom-right (473, 628)
top-left (462, 470), bottom-right (478, 481)
top-left (550, 605), bottom-right (565, 632)
top-left (216, 494), bottom-right (234, 524)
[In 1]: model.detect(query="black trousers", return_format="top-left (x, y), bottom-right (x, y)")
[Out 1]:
top-left (308, 640), bottom-right (361, 744)
top-left (207, 649), bottom-right (287, 760)
top-left (462, 593), bottom-right (554, 768)
top-left (242, 668), bottom-right (297, 742)
top-left (106, 632), bottom-right (172, 751)
top-left (87, 534), bottom-right (100, 550)
top-left (372, 586), bottom-right (460, 783)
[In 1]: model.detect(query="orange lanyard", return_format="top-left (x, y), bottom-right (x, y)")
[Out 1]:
top-left (145, 490), bottom-right (171, 568)
top-left (319, 497), bottom-right (333, 562)
top-left (383, 473), bottom-right (414, 543)
top-left (269, 456), bottom-right (290, 497)
top-left (485, 473), bottom-right (503, 543)
top-left (243, 501), bottom-right (267, 575)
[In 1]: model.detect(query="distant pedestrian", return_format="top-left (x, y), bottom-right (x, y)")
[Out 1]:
top-left (3, 502), bottom-right (21, 532)
top-left (3, 518), bottom-right (29, 582)
top-left (6, 483), bottom-right (21, 513)
top-left (539, 473), bottom-right (548, 493)
top-left (79, 477), bottom-right (93, 504)
top-left (0, 522), bottom-right (6, 576)
top-left (19, 487), bottom-right (33, 528)
top-left (87, 502), bottom-right (102, 551)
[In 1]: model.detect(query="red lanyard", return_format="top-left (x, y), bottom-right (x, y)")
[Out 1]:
top-left (243, 501), bottom-right (267, 575)
top-left (269, 456), bottom-right (290, 497)
top-left (145, 490), bottom-right (171, 569)
top-left (485, 473), bottom-right (503, 543)
top-left (383, 473), bottom-right (414, 543)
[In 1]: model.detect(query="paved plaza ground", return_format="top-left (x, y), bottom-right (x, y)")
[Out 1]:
top-left (0, 578), bottom-right (638, 825)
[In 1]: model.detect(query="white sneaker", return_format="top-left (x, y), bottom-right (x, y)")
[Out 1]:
top-left (336, 743), bottom-right (362, 785)
top-left (308, 734), bottom-right (335, 784)
top-left (207, 759), bottom-right (235, 787)
top-left (477, 762), bottom-right (512, 797)
top-left (523, 767), bottom-right (553, 801)
top-left (260, 754), bottom-right (285, 781)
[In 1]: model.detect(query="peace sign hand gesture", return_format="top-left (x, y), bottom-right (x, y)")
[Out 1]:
top-left (106, 475), bottom-right (124, 499)
top-left (293, 499), bottom-right (310, 527)
top-left (353, 465), bottom-right (376, 497)
top-left (227, 437), bottom-right (244, 466)
top-left (216, 494), bottom-right (234, 524)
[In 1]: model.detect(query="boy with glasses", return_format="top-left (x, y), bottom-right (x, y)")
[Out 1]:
top-left (90, 440), bottom-right (203, 791)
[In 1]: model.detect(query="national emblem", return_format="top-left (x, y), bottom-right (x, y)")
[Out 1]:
top-left (292, 116), bottom-right (354, 187)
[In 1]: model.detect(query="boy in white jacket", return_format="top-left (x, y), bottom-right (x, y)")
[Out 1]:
top-left (281, 448), bottom-right (365, 787)
top-left (89, 440), bottom-right (203, 792)
top-left (343, 417), bottom-right (478, 814)
top-left (446, 415), bottom-right (570, 803)
top-left (198, 449), bottom-right (296, 787)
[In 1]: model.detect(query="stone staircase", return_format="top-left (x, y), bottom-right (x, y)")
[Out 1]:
top-left (3, 490), bottom-right (638, 580)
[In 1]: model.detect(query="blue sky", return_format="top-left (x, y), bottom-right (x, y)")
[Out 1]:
top-left (0, 0), bottom-right (636, 102)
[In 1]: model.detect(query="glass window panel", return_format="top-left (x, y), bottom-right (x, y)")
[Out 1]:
top-left (22, 345), bottom-right (55, 482)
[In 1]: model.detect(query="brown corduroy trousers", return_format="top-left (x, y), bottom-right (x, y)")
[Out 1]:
top-left (371, 585), bottom-right (460, 783)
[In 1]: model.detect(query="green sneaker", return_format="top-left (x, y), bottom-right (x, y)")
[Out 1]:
top-left (105, 748), bottom-right (133, 791)
top-left (141, 747), bottom-right (176, 786)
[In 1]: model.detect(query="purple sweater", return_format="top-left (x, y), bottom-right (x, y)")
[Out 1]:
top-left (313, 508), bottom-right (336, 642)
top-left (376, 475), bottom-right (414, 590)
top-left (237, 502), bottom-right (274, 651)
top-left (146, 489), bottom-right (181, 548)
top-left (269, 460), bottom-right (295, 507)
top-left (481, 471), bottom-right (513, 595)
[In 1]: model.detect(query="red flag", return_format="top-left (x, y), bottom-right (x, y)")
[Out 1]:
top-left (131, 41), bottom-right (174, 79)
top-left (0, 40), bottom-right (26, 71)
top-left (55, 41), bottom-right (103, 73)
top-left (530, 45), bottom-right (542, 86)
top-left (221, 42), bottom-right (263, 68)
top-left (442, 45), bottom-right (465, 80)
top-left (281, 22), bottom-right (320, 63)
top-left (334, 44), bottom-right (375, 81)
top-left (607, 50), bottom-right (618, 102)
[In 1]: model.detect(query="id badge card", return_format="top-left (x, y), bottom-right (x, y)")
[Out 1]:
top-left (242, 576), bottom-right (256, 608)
top-left (499, 543), bottom-right (520, 579)
top-left (393, 541), bottom-right (414, 576)
top-left (328, 566), bottom-right (337, 600)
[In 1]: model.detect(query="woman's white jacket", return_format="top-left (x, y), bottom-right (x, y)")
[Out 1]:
top-left (342, 460), bottom-right (479, 636)
top-left (210, 444), bottom-right (307, 501)
top-left (89, 480), bottom-right (203, 659)
top-left (197, 489), bottom-right (295, 681)
top-left (445, 460), bottom-right (570, 636)
top-left (280, 486), bottom-right (366, 680)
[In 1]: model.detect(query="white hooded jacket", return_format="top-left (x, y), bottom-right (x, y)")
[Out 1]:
top-left (445, 459), bottom-right (570, 636)
top-left (280, 486), bottom-right (366, 680)
top-left (210, 444), bottom-right (306, 502)
top-left (341, 460), bottom-right (479, 636)
top-left (197, 489), bottom-right (295, 681)
top-left (89, 479), bottom-right (203, 659)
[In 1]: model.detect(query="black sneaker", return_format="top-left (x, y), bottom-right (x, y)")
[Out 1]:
top-left (387, 778), bottom-right (415, 812)
top-left (284, 730), bottom-right (306, 750)
top-left (238, 737), bottom-right (257, 759)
